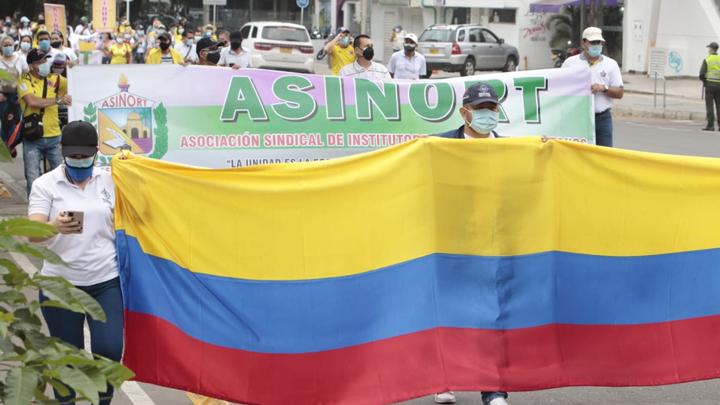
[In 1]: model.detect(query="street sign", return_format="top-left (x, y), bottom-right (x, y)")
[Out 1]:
top-left (297, 0), bottom-right (309, 8)
top-left (203, 0), bottom-right (227, 5)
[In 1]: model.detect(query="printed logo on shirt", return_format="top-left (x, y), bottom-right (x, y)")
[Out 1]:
top-left (101, 188), bottom-right (112, 207)
top-left (19, 82), bottom-right (28, 92)
top-left (600, 71), bottom-right (607, 77)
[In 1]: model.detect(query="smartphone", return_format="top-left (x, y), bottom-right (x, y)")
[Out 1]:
top-left (66, 211), bottom-right (84, 234)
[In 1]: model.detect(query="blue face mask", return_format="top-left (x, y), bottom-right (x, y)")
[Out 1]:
top-left (340, 37), bottom-right (350, 46)
top-left (65, 156), bottom-right (96, 182)
top-left (20, 42), bottom-right (30, 51)
top-left (588, 44), bottom-right (603, 58)
top-left (157, 29), bottom-right (165, 35)
top-left (186, 38), bottom-right (193, 45)
top-left (2, 46), bottom-right (13, 56)
top-left (39, 39), bottom-right (50, 51)
top-left (138, 30), bottom-right (144, 36)
top-left (38, 61), bottom-right (51, 77)
top-left (467, 108), bottom-right (499, 135)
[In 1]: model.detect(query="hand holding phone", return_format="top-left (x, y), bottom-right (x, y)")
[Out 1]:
top-left (65, 211), bottom-right (84, 234)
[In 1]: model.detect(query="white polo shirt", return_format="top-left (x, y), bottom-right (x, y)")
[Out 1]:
top-left (219, 46), bottom-right (252, 68)
top-left (562, 53), bottom-right (623, 113)
top-left (338, 61), bottom-right (391, 79)
top-left (387, 50), bottom-right (427, 80)
top-left (28, 166), bottom-right (119, 287)
top-left (174, 41), bottom-right (198, 62)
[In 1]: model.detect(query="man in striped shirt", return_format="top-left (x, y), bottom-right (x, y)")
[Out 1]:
top-left (338, 35), bottom-right (390, 79)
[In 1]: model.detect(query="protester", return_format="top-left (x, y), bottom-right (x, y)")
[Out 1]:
top-left (324, 27), bottom-right (355, 76)
top-left (18, 49), bottom-right (72, 195)
top-left (51, 53), bottom-right (69, 129)
top-left (28, 121), bottom-right (124, 405)
top-left (103, 34), bottom-right (132, 65)
top-left (134, 26), bottom-right (147, 64)
top-left (389, 25), bottom-right (406, 53)
top-left (195, 37), bottom-right (222, 66)
top-left (50, 31), bottom-right (78, 67)
top-left (146, 33), bottom-right (184, 64)
top-left (18, 16), bottom-right (31, 37)
top-left (174, 28), bottom-right (198, 64)
top-left (75, 16), bottom-right (91, 36)
top-left (31, 14), bottom-right (47, 46)
top-left (0, 35), bottom-right (26, 154)
top-left (203, 24), bottom-right (218, 41)
top-left (338, 35), bottom-right (390, 79)
top-left (218, 30), bottom-right (251, 69)
top-left (193, 27), bottom-right (203, 40)
top-left (699, 41), bottom-right (720, 131)
top-left (7, 23), bottom-right (17, 43)
top-left (387, 33), bottom-right (426, 80)
top-left (66, 26), bottom-right (80, 54)
top-left (147, 23), bottom-right (166, 50)
top-left (174, 23), bottom-right (185, 45)
top-left (217, 29), bottom-right (230, 48)
top-left (561, 27), bottom-right (623, 147)
top-left (15, 34), bottom-right (32, 63)
top-left (97, 32), bottom-right (114, 64)
top-left (431, 83), bottom-right (516, 404)
top-left (36, 30), bottom-right (52, 53)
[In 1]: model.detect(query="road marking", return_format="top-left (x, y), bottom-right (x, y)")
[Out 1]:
top-left (6, 233), bottom-right (157, 405)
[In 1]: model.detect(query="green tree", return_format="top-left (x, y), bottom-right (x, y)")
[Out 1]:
top-left (0, 143), bottom-right (134, 405)
top-left (546, 6), bottom-right (582, 50)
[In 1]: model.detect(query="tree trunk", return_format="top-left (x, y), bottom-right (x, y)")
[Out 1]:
top-left (589, 0), bottom-right (605, 29)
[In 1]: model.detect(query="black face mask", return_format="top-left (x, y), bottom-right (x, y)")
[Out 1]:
top-left (231, 41), bottom-right (242, 50)
top-left (38, 19), bottom-right (45, 25)
top-left (361, 46), bottom-right (374, 61)
top-left (51, 40), bottom-right (62, 49)
top-left (404, 44), bottom-right (415, 53)
top-left (159, 42), bottom-right (170, 51)
top-left (206, 51), bottom-right (221, 64)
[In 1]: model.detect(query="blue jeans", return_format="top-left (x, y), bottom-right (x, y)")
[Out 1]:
top-left (482, 391), bottom-right (508, 405)
top-left (595, 109), bottom-right (613, 147)
top-left (23, 135), bottom-right (63, 196)
top-left (40, 277), bottom-right (124, 405)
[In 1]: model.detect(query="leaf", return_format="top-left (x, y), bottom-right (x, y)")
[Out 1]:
top-left (0, 290), bottom-right (26, 303)
top-left (69, 288), bottom-right (106, 322)
top-left (0, 258), bottom-right (18, 274)
top-left (46, 377), bottom-right (71, 397)
top-left (79, 365), bottom-right (107, 392)
top-left (55, 366), bottom-right (99, 405)
top-left (23, 329), bottom-right (51, 350)
top-left (0, 237), bottom-right (64, 265)
top-left (98, 361), bottom-right (135, 387)
top-left (4, 367), bottom-right (39, 405)
top-left (0, 138), bottom-right (12, 163)
top-left (0, 218), bottom-right (57, 237)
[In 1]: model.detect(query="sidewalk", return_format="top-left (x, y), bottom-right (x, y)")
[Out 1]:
top-left (614, 73), bottom-right (708, 122)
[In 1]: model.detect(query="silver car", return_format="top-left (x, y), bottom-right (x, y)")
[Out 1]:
top-left (418, 24), bottom-right (519, 77)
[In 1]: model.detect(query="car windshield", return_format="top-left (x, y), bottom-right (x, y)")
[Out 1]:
top-left (419, 28), bottom-right (455, 42)
top-left (261, 26), bottom-right (309, 42)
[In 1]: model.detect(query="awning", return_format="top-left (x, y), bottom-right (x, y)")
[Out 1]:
top-left (530, 0), bottom-right (618, 14)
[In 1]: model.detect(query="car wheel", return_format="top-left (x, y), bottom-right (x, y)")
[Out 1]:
top-left (460, 58), bottom-right (475, 76)
top-left (422, 70), bottom-right (433, 79)
top-left (503, 56), bottom-right (517, 72)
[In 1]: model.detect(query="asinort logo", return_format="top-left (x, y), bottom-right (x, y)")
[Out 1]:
top-left (83, 74), bottom-right (168, 164)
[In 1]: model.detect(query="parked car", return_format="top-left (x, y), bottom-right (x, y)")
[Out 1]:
top-left (417, 24), bottom-right (519, 77)
top-left (239, 22), bottom-right (315, 73)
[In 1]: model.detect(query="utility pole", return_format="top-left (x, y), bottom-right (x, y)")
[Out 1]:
top-left (360, 0), bottom-right (368, 34)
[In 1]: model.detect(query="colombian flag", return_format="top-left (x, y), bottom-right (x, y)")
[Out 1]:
top-left (113, 137), bottom-right (720, 405)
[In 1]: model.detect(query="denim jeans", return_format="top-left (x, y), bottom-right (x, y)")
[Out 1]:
top-left (40, 277), bottom-right (124, 405)
top-left (595, 109), bottom-right (613, 147)
top-left (23, 135), bottom-right (63, 196)
top-left (482, 391), bottom-right (508, 405)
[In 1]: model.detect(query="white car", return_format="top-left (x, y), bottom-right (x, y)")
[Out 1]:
top-left (239, 22), bottom-right (315, 73)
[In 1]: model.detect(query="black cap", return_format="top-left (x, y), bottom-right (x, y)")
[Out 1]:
top-left (26, 48), bottom-right (51, 64)
top-left (462, 82), bottom-right (499, 106)
top-left (196, 37), bottom-right (221, 53)
top-left (708, 42), bottom-right (719, 50)
top-left (158, 32), bottom-right (172, 42)
top-left (61, 121), bottom-right (98, 157)
top-left (230, 30), bottom-right (243, 40)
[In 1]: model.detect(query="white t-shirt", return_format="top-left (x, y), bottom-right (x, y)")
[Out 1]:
top-left (219, 46), bottom-right (251, 68)
top-left (174, 41), bottom-right (198, 62)
top-left (0, 54), bottom-right (28, 74)
top-left (562, 53), bottom-right (624, 113)
top-left (28, 166), bottom-right (119, 287)
top-left (387, 50), bottom-right (427, 80)
top-left (338, 61), bottom-right (391, 79)
top-left (14, 51), bottom-right (28, 64)
top-left (50, 47), bottom-right (78, 63)
top-left (75, 25), bottom-right (91, 36)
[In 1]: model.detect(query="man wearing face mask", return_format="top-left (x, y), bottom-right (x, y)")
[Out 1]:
top-left (324, 27), bottom-right (355, 76)
top-left (431, 82), bottom-right (509, 405)
top-left (36, 30), bottom-right (52, 54)
top-left (387, 33), bottom-right (426, 80)
top-left (18, 49), bottom-right (72, 195)
top-left (195, 37), bottom-right (223, 66)
top-left (146, 33), bottom-right (184, 64)
top-left (75, 16), bottom-right (91, 36)
top-left (561, 27), bottom-right (623, 147)
top-left (338, 34), bottom-right (390, 79)
top-left (218, 30), bottom-right (251, 69)
top-left (174, 28), bottom-right (198, 64)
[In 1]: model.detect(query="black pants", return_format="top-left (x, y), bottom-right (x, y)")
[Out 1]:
top-left (705, 81), bottom-right (720, 128)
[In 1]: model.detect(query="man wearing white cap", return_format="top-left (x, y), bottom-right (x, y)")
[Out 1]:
top-left (561, 27), bottom-right (624, 147)
top-left (387, 33), bottom-right (427, 80)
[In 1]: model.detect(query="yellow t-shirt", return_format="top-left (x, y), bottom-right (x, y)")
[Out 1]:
top-left (331, 44), bottom-right (356, 76)
top-left (18, 73), bottom-right (66, 138)
top-left (110, 43), bottom-right (131, 64)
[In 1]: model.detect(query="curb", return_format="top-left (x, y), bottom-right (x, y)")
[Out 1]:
top-left (613, 105), bottom-right (706, 122)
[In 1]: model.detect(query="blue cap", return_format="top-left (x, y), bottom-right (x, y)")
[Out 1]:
top-left (462, 82), bottom-right (499, 106)
top-left (337, 27), bottom-right (349, 35)
top-left (394, 25), bottom-right (402, 29)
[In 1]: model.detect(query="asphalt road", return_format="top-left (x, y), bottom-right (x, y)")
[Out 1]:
top-left (2, 116), bottom-right (720, 405)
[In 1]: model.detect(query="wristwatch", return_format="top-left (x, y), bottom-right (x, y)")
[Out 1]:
top-left (603, 85), bottom-right (609, 92)
top-left (55, 98), bottom-right (60, 105)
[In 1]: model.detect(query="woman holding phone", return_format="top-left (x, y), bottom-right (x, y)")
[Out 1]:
top-left (28, 121), bottom-right (123, 405)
